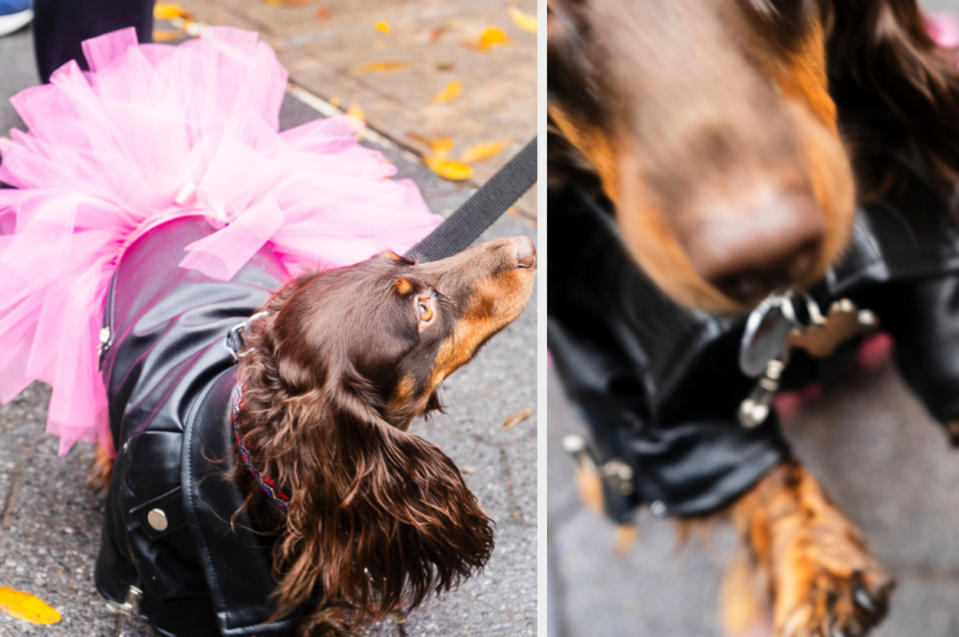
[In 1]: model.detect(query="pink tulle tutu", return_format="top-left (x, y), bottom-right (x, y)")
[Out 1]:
top-left (0, 27), bottom-right (441, 455)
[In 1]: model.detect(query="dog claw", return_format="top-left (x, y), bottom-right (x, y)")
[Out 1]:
top-left (852, 587), bottom-right (876, 614)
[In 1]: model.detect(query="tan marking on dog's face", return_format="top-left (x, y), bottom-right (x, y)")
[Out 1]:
top-left (767, 21), bottom-right (838, 132)
top-left (550, 105), bottom-right (622, 201)
top-left (393, 278), bottom-right (413, 296)
top-left (427, 267), bottom-right (533, 392)
top-left (548, 1), bottom-right (857, 313)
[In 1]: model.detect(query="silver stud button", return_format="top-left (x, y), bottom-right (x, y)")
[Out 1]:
top-left (649, 500), bottom-right (668, 518)
top-left (147, 508), bottom-right (168, 532)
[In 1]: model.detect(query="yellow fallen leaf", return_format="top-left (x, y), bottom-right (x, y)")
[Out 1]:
top-left (424, 157), bottom-right (473, 181)
top-left (478, 26), bottom-right (509, 51)
top-left (153, 2), bottom-right (193, 20)
top-left (354, 61), bottom-right (411, 73)
top-left (406, 133), bottom-right (454, 156)
top-left (431, 81), bottom-right (462, 104)
top-left (346, 103), bottom-right (365, 122)
top-left (0, 587), bottom-right (61, 625)
top-left (508, 6), bottom-right (537, 33)
top-left (374, 20), bottom-right (391, 33)
top-left (152, 29), bottom-right (183, 42)
top-left (328, 96), bottom-right (342, 107)
top-left (430, 136), bottom-right (454, 156)
top-left (461, 137), bottom-right (512, 163)
top-left (261, 0), bottom-right (283, 4)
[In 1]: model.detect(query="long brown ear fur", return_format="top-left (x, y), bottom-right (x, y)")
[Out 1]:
top-left (236, 315), bottom-right (493, 635)
top-left (826, 0), bottom-right (959, 199)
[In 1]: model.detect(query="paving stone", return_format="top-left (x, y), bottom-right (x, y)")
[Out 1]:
top-left (549, 361), bottom-right (959, 637)
top-left (178, 0), bottom-right (538, 220)
top-left (399, 521), bottom-right (536, 637)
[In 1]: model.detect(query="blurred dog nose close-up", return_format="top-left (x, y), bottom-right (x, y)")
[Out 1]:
top-left (678, 186), bottom-right (825, 304)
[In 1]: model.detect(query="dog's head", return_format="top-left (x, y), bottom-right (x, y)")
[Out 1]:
top-left (237, 236), bottom-right (535, 632)
top-left (549, 0), bottom-right (959, 312)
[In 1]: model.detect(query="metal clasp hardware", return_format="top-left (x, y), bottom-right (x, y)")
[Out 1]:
top-left (562, 435), bottom-right (635, 496)
top-left (96, 326), bottom-right (112, 371)
top-left (224, 311), bottom-right (269, 360)
top-left (601, 459), bottom-right (635, 496)
top-left (105, 585), bottom-right (142, 617)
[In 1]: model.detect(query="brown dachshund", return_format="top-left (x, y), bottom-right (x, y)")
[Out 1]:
top-left (95, 235), bottom-right (536, 635)
top-left (237, 238), bottom-right (536, 634)
top-left (549, 0), bottom-right (959, 635)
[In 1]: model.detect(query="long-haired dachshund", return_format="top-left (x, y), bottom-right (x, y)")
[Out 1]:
top-left (234, 238), bottom-right (536, 633)
top-left (93, 223), bottom-right (536, 636)
top-left (549, 0), bottom-right (959, 635)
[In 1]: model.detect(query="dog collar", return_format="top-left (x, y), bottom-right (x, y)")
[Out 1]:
top-left (231, 382), bottom-right (291, 511)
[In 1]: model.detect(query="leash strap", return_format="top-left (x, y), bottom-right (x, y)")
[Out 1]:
top-left (405, 137), bottom-right (537, 262)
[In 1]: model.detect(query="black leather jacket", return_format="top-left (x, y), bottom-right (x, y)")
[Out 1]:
top-left (94, 217), bottom-right (301, 636)
top-left (548, 178), bottom-right (959, 523)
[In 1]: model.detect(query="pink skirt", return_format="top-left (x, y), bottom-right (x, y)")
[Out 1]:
top-left (0, 27), bottom-right (440, 455)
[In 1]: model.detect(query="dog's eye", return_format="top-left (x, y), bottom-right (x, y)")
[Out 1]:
top-left (417, 296), bottom-right (434, 325)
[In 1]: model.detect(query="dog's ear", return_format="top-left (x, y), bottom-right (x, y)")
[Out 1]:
top-left (825, 0), bottom-right (959, 197)
top-left (269, 367), bottom-right (494, 634)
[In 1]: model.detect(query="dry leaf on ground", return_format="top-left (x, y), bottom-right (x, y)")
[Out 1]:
top-left (423, 157), bottom-right (473, 181)
top-left (431, 81), bottom-right (463, 104)
top-left (346, 103), bottom-right (365, 122)
top-left (154, 3), bottom-right (193, 19)
top-left (430, 137), bottom-right (454, 156)
top-left (406, 133), bottom-right (454, 156)
top-left (315, 7), bottom-right (331, 19)
top-left (461, 137), bottom-right (512, 163)
top-left (353, 61), bottom-right (411, 73)
top-left (152, 29), bottom-right (184, 42)
top-left (508, 6), bottom-right (537, 33)
top-left (462, 26), bottom-right (511, 51)
top-left (479, 26), bottom-right (510, 50)
top-left (0, 587), bottom-right (61, 625)
top-left (501, 408), bottom-right (533, 430)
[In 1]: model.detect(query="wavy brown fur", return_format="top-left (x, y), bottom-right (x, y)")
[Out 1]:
top-left (234, 277), bottom-right (493, 635)
top-left (224, 238), bottom-right (535, 635)
top-left (825, 0), bottom-right (959, 199)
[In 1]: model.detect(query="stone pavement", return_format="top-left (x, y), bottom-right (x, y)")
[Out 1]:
top-left (176, 0), bottom-right (538, 221)
top-left (548, 363), bottom-right (959, 637)
top-left (0, 8), bottom-right (536, 636)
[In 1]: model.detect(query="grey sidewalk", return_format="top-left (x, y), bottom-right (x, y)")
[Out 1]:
top-left (548, 361), bottom-right (959, 636)
top-left (0, 18), bottom-right (536, 637)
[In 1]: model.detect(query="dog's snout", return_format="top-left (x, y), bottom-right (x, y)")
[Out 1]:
top-left (513, 236), bottom-right (537, 269)
top-left (681, 188), bottom-right (824, 305)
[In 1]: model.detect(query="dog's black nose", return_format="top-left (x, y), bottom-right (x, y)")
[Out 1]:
top-left (514, 236), bottom-right (536, 268)
top-left (681, 188), bottom-right (824, 305)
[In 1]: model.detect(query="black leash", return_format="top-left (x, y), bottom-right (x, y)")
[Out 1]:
top-left (405, 137), bottom-right (537, 262)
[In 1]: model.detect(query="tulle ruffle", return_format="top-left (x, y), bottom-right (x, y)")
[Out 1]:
top-left (0, 27), bottom-right (440, 455)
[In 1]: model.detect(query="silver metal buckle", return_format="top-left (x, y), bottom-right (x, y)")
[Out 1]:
top-left (224, 311), bottom-right (269, 360)
top-left (105, 585), bottom-right (142, 617)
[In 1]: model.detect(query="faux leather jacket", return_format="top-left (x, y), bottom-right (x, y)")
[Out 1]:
top-left (94, 217), bottom-right (302, 636)
top-left (548, 178), bottom-right (959, 523)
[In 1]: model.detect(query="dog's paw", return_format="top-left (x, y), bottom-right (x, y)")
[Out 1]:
top-left (774, 556), bottom-right (893, 637)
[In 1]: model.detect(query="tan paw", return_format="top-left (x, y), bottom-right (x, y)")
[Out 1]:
top-left (774, 562), bottom-right (894, 637)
